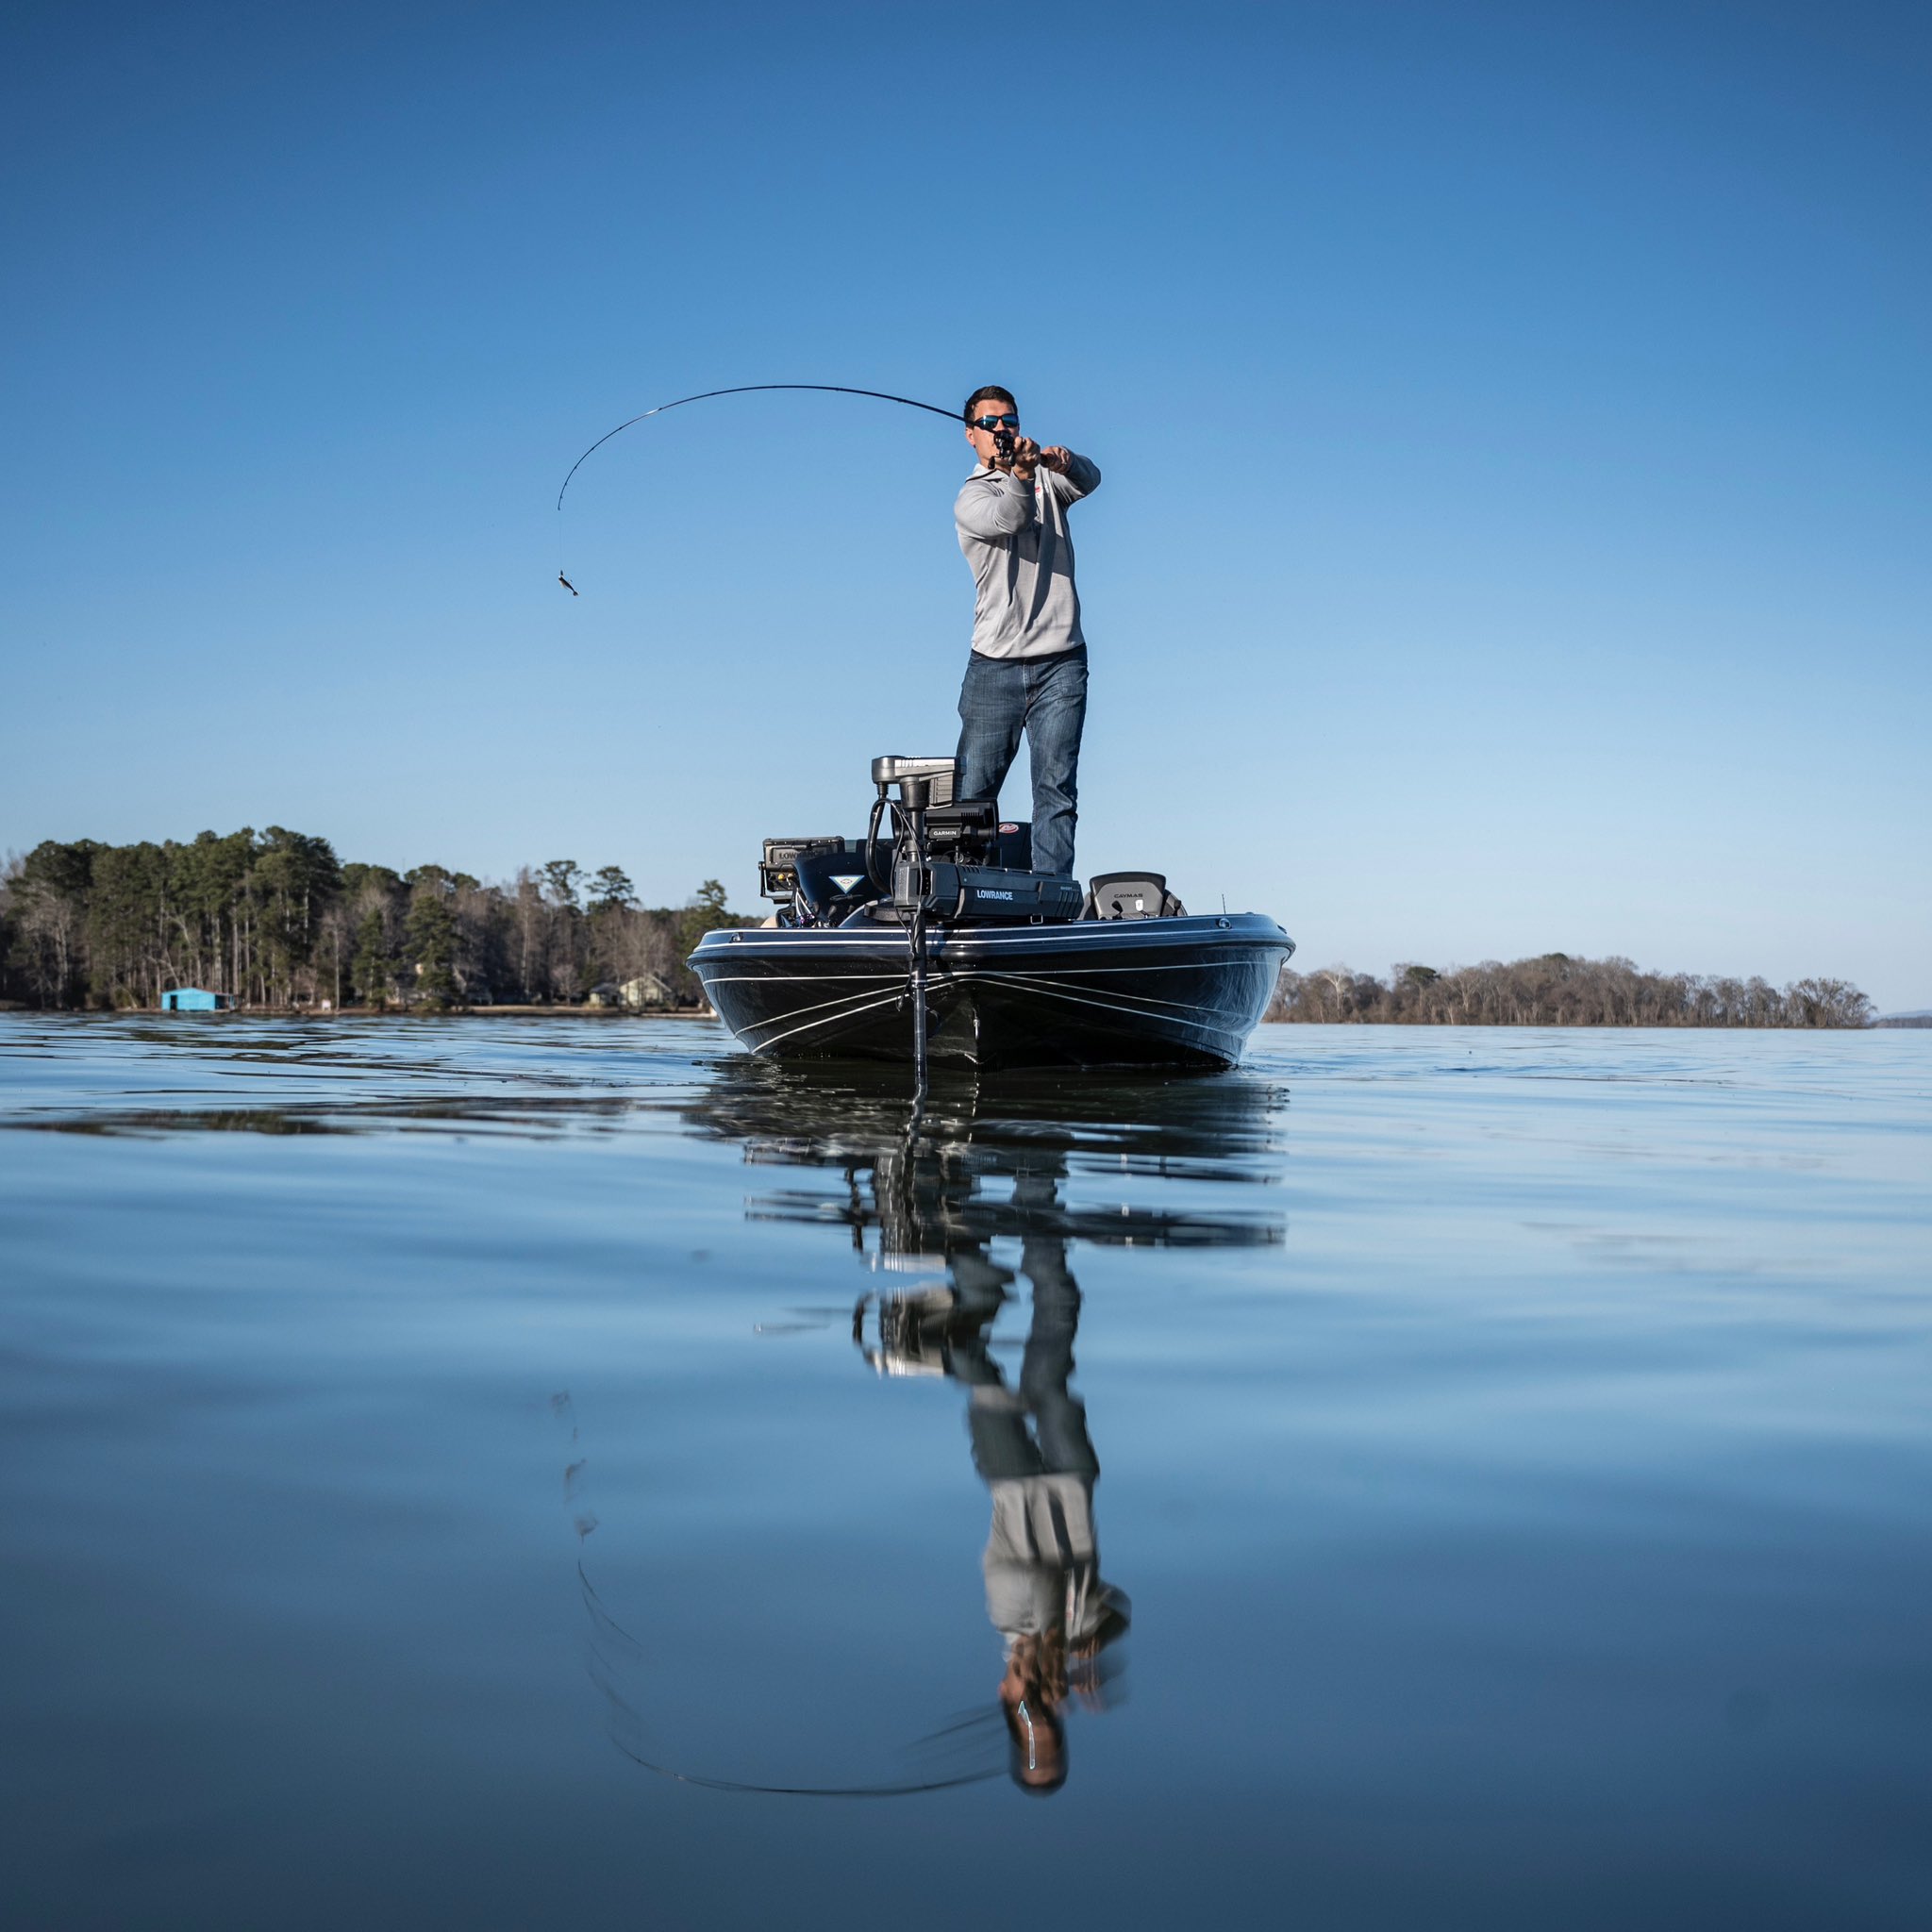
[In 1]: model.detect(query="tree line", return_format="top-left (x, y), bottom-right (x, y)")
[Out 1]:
top-left (0, 829), bottom-right (742, 1011)
top-left (1269, 955), bottom-right (1874, 1027)
top-left (1, 837), bottom-right (1879, 1028)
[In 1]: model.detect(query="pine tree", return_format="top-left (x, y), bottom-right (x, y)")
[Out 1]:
top-left (404, 886), bottom-right (459, 1009)
top-left (352, 908), bottom-right (391, 1009)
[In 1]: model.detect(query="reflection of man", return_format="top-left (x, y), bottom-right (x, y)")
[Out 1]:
top-left (974, 1233), bottom-right (1129, 1795)
top-left (953, 386), bottom-right (1103, 880)
top-left (873, 1168), bottom-right (1130, 1795)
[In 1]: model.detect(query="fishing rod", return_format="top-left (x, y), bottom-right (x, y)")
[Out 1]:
top-left (554, 382), bottom-right (963, 595)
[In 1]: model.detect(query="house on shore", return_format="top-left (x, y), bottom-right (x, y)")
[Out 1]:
top-left (584, 974), bottom-right (682, 1011)
top-left (161, 988), bottom-right (232, 1012)
top-left (621, 972), bottom-right (679, 1009)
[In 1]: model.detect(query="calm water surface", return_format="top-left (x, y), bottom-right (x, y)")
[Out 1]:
top-left (2, 1015), bottom-right (1928, 1929)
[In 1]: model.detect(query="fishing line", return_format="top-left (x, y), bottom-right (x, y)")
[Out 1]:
top-left (579, 1558), bottom-right (1007, 1799)
top-left (556, 382), bottom-right (959, 594)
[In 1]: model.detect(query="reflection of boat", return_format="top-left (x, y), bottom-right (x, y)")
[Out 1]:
top-left (573, 1060), bottom-right (1288, 1801)
top-left (691, 756), bottom-right (1293, 1071)
top-left (681, 1055), bottom-right (1289, 1268)
top-left (679, 1055), bottom-right (1291, 1795)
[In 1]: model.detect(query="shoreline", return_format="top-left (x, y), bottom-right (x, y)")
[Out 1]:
top-left (0, 1006), bottom-right (1916, 1031)
top-left (0, 1004), bottom-right (722, 1020)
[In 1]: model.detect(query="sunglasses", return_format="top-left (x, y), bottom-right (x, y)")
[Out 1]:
top-left (972, 413), bottom-right (1020, 430)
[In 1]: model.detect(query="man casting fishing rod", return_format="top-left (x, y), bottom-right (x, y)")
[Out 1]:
top-left (557, 378), bottom-right (1101, 874)
top-left (953, 388), bottom-right (1102, 880)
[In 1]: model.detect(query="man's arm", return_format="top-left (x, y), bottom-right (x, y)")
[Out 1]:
top-left (955, 471), bottom-right (1038, 541)
top-left (1041, 449), bottom-right (1100, 503)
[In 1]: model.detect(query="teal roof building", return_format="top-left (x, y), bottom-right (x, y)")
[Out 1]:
top-left (161, 988), bottom-right (231, 1012)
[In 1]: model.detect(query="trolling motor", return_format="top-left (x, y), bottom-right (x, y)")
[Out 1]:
top-left (868, 758), bottom-right (947, 1107)
top-left (864, 757), bottom-right (1082, 1107)
top-left (755, 758), bottom-right (1083, 1105)
top-left (869, 757), bottom-right (1082, 925)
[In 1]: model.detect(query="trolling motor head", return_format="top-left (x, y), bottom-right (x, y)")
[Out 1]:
top-left (871, 755), bottom-right (957, 814)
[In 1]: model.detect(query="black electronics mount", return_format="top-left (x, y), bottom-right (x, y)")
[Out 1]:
top-left (759, 758), bottom-right (1079, 930)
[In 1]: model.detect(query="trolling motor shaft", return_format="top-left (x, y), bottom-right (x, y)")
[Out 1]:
top-left (897, 774), bottom-right (933, 1108)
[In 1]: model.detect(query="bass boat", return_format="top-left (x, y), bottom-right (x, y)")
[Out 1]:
top-left (689, 757), bottom-right (1293, 1075)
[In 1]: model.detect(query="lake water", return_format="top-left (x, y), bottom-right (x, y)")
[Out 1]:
top-left (2, 1015), bottom-right (1928, 1929)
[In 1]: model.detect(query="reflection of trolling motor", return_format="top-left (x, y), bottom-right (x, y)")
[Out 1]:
top-left (852, 1286), bottom-right (958, 1377)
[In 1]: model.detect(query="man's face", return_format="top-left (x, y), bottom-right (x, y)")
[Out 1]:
top-left (965, 399), bottom-right (1020, 467)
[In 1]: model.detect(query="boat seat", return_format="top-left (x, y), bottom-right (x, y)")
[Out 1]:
top-left (1084, 871), bottom-right (1186, 920)
top-left (794, 842), bottom-right (885, 921)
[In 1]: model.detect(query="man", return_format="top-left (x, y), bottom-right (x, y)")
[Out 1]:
top-left (953, 387), bottom-right (1102, 880)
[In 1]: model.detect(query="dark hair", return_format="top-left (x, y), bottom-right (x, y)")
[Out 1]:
top-left (963, 385), bottom-right (1017, 425)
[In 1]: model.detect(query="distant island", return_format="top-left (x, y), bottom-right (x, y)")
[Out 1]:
top-left (0, 829), bottom-right (1880, 1028)
top-left (1269, 958), bottom-right (1874, 1027)
top-left (1, 829), bottom-right (741, 1013)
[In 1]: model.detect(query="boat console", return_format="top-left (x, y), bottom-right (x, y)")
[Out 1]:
top-left (758, 757), bottom-right (1192, 933)
top-left (760, 757), bottom-right (1084, 929)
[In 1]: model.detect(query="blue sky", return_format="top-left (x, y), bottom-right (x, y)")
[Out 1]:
top-left (3, 1), bottom-right (1927, 1007)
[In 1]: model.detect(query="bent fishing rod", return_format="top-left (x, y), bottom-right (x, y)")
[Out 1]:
top-left (553, 382), bottom-right (1000, 594)
top-left (552, 381), bottom-right (1015, 1105)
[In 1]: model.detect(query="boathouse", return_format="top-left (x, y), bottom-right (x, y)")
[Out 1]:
top-left (161, 988), bottom-right (232, 1012)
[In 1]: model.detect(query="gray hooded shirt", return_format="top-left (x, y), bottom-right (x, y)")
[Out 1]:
top-left (954, 454), bottom-right (1102, 660)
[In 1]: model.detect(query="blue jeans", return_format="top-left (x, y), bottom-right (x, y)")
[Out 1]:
top-left (955, 646), bottom-right (1088, 878)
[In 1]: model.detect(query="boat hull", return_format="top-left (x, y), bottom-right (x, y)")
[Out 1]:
top-left (690, 914), bottom-right (1292, 1071)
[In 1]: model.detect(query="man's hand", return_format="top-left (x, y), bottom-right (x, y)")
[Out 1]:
top-left (1037, 445), bottom-right (1073, 475)
top-left (1005, 435), bottom-right (1041, 482)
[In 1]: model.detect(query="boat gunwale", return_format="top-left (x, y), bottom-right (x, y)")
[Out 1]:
top-left (691, 911), bottom-right (1292, 964)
